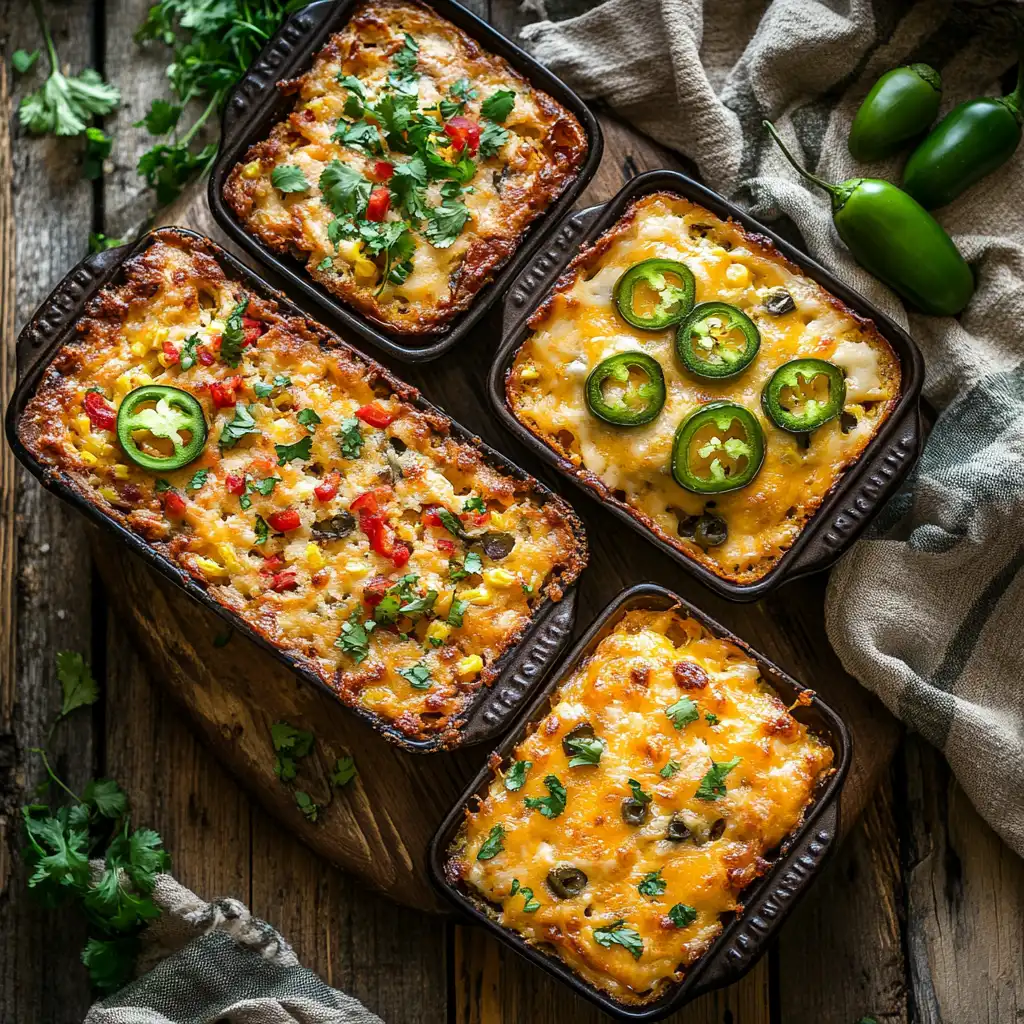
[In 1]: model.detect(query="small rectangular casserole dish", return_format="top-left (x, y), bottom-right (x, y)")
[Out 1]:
top-left (490, 170), bottom-right (924, 601)
top-left (209, 0), bottom-right (602, 363)
top-left (431, 583), bottom-right (850, 1019)
top-left (7, 228), bottom-right (586, 753)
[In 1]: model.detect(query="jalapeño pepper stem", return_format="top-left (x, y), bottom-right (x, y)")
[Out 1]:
top-left (762, 120), bottom-right (844, 204)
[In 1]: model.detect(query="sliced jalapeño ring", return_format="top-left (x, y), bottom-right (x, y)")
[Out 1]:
top-left (116, 384), bottom-right (208, 472)
top-left (676, 301), bottom-right (761, 379)
top-left (613, 258), bottom-right (696, 330)
top-left (585, 351), bottom-right (666, 426)
top-left (761, 358), bottom-right (846, 433)
top-left (671, 401), bottom-right (765, 495)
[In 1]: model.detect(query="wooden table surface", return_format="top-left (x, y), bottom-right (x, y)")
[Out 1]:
top-left (1, 2), bottom-right (1023, 1022)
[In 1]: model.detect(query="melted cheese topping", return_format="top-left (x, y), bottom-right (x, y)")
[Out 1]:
top-left (224, 0), bottom-right (587, 335)
top-left (455, 609), bottom-right (833, 1004)
top-left (19, 233), bottom-right (584, 742)
top-left (508, 194), bottom-right (902, 583)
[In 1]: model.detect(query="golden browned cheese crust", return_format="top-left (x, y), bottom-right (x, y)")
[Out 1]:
top-left (450, 608), bottom-right (834, 1004)
top-left (18, 231), bottom-right (585, 743)
top-left (223, 0), bottom-right (587, 336)
top-left (507, 193), bottom-right (902, 584)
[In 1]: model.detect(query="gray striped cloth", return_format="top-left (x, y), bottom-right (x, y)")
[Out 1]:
top-left (520, 0), bottom-right (1024, 856)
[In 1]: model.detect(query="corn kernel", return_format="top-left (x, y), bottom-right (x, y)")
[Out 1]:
top-left (82, 436), bottom-right (110, 457)
top-left (488, 511), bottom-right (508, 531)
top-left (217, 544), bottom-right (243, 574)
top-left (195, 556), bottom-right (229, 577)
top-left (130, 341), bottom-right (148, 358)
top-left (98, 486), bottom-right (119, 503)
top-left (483, 568), bottom-right (516, 587)
top-left (710, 245), bottom-right (729, 257)
top-left (459, 587), bottom-right (490, 606)
top-left (519, 364), bottom-right (540, 381)
top-left (241, 160), bottom-right (262, 179)
top-left (345, 560), bottom-right (371, 579)
top-left (78, 450), bottom-right (98, 467)
top-left (112, 464), bottom-right (130, 480)
top-left (353, 256), bottom-right (377, 281)
top-left (306, 543), bottom-right (325, 571)
top-left (74, 414), bottom-right (91, 437)
top-left (457, 655), bottom-right (483, 681)
top-left (305, 97), bottom-right (327, 117)
top-left (434, 588), bottom-right (454, 617)
top-left (726, 263), bottom-right (750, 287)
top-left (426, 621), bottom-right (451, 644)
top-left (157, 352), bottom-right (176, 369)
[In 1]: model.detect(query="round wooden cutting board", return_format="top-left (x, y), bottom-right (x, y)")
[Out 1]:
top-left (90, 116), bottom-right (900, 913)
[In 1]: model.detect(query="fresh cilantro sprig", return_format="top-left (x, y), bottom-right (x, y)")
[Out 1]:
top-left (523, 774), bottom-right (566, 819)
top-left (270, 721), bottom-right (314, 782)
top-left (504, 760), bottom-right (531, 792)
top-left (593, 920), bottom-right (643, 960)
top-left (695, 757), bottom-right (741, 801)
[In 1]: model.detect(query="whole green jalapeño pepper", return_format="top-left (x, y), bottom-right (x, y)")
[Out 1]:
top-left (903, 58), bottom-right (1023, 209)
top-left (116, 384), bottom-right (208, 472)
top-left (613, 258), bottom-right (695, 330)
top-left (762, 358), bottom-right (846, 432)
top-left (763, 120), bottom-right (974, 317)
top-left (671, 402), bottom-right (765, 495)
top-left (848, 64), bottom-right (942, 162)
top-left (585, 352), bottom-right (666, 426)
top-left (676, 301), bottom-right (760, 379)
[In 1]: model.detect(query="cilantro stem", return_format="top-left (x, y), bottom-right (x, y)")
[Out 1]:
top-left (29, 747), bottom-right (82, 804)
top-left (179, 94), bottom-right (220, 148)
top-left (29, 0), bottom-right (59, 77)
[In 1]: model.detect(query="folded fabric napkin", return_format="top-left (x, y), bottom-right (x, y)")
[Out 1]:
top-left (521, 0), bottom-right (1024, 856)
top-left (85, 874), bottom-right (383, 1024)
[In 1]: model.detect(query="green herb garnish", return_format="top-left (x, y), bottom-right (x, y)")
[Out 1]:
top-left (524, 774), bottom-right (566, 819)
top-left (695, 757), bottom-right (741, 801)
top-left (504, 760), bottom-right (532, 792)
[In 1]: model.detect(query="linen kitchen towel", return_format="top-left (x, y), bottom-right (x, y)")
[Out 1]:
top-left (520, 0), bottom-right (1024, 856)
top-left (84, 873), bottom-right (384, 1024)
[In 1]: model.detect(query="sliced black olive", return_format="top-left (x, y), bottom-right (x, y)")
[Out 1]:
top-left (547, 865), bottom-right (588, 899)
top-left (481, 532), bottom-right (515, 560)
top-left (561, 722), bottom-right (595, 757)
top-left (621, 797), bottom-right (649, 826)
top-left (693, 514), bottom-right (728, 550)
top-left (840, 411), bottom-right (858, 434)
top-left (763, 287), bottom-right (796, 315)
top-left (666, 814), bottom-right (692, 842)
top-left (676, 512), bottom-right (700, 539)
top-left (388, 436), bottom-right (407, 453)
top-left (796, 432), bottom-right (811, 451)
top-left (709, 817), bottom-right (726, 841)
top-left (311, 511), bottom-right (356, 540)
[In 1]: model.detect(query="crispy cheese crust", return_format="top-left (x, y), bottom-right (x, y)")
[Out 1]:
top-left (18, 231), bottom-right (585, 744)
top-left (223, 0), bottom-right (587, 336)
top-left (507, 193), bottom-right (902, 584)
top-left (449, 608), bottom-right (834, 1004)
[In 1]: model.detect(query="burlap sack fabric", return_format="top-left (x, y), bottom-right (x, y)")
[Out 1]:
top-left (521, 0), bottom-right (1024, 857)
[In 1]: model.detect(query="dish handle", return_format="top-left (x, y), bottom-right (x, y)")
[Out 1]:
top-left (17, 244), bottom-right (134, 383)
top-left (219, 0), bottom-right (336, 151)
top-left (685, 799), bottom-right (840, 997)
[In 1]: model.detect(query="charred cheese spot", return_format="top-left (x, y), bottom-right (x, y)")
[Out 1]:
top-left (454, 609), bottom-right (833, 1004)
top-left (508, 193), bottom-right (901, 584)
top-left (223, 0), bottom-right (587, 337)
top-left (18, 231), bottom-right (585, 743)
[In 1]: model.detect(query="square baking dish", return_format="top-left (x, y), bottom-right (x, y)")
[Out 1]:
top-left (488, 170), bottom-right (925, 601)
top-left (6, 227), bottom-right (585, 754)
top-left (207, 0), bottom-right (603, 364)
top-left (429, 582), bottom-right (851, 1019)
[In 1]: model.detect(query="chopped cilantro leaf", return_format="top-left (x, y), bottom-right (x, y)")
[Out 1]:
top-left (504, 760), bottom-right (532, 792)
top-left (319, 159), bottom-right (370, 219)
top-left (659, 760), bottom-right (680, 779)
top-left (179, 333), bottom-right (200, 371)
top-left (219, 402), bottom-right (260, 449)
top-left (56, 651), bottom-right (99, 718)
top-left (593, 920), bottom-right (643, 960)
top-left (462, 496), bottom-right (485, 513)
top-left (523, 774), bottom-right (566, 819)
top-left (389, 156), bottom-right (430, 222)
top-left (338, 417), bottom-right (364, 459)
top-left (398, 662), bottom-right (432, 689)
top-left (254, 515), bottom-right (269, 545)
top-left (219, 298), bottom-right (249, 368)
top-left (447, 597), bottom-right (469, 628)
top-left (336, 611), bottom-right (376, 664)
top-left (695, 757), bottom-right (741, 801)
top-left (317, 256), bottom-right (333, 271)
top-left (333, 119), bottom-right (384, 155)
top-left (297, 408), bottom-right (321, 433)
top-left (668, 903), bottom-right (697, 928)
top-left (270, 164), bottom-right (310, 193)
top-left (476, 824), bottom-right (505, 861)
top-left (627, 778), bottom-right (652, 805)
top-left (331, 756), bottom-right (358, 787)
top-left (481, 90), bottom-right (516, 123)
top-left (449, 551), bottom-right (482, 580)
top-left (705, 711), bottom-right (719, 725)
top-left (637, 869), bottom-right (666, 897)
top-left (424, 200), bottom-right (470, 248)
top-left (154, 479), bottom-right (172, 492)
top-left (186, 469), bottom-right (208, 491)
top-left (275, 435), bottom-right (312, 465)
top-left (566, 735), bottom-right (606, 767)
top-left (294, 791), bottom-right (319, 822)
top-left (665, 696), bottom-right (699, 730)
top-left (399, 590), bottom-right (437, 617)
top-left (518, 886), bottom-right (540, 912)
top-left (478, 120), bottom-right (510, 159)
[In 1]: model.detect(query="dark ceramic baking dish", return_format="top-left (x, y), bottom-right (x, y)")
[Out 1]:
top-left (5, 227), bottom-right (583, 754)
top-left (488, 169), bottom-right (925, 601)
top-left (429, 582), bottom-right (851, 1020)
top-left (206, 0), bottom-right (603, 364)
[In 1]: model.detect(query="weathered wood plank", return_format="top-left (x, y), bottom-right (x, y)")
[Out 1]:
top-left (903, 735), bottom-right (1024, 1024)
top-left (0, 2), bottom-right (100, 1020)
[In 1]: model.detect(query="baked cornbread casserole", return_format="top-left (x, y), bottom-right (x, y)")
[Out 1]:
top-left (448, 607), bottom-right (834, 1005)
top-left (18, 231), bottom-right (585, 743)
top-left (507, 192), bottom-right (902, 584)
top-left (223, 0), bottom-right (588, 336)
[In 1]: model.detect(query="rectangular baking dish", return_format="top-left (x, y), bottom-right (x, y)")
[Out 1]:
top-left (488, 169), bottom-right (925, 601)
top-left (5, 227), bottom-right (584, 754)
top-left (206, 0), bottom-right (603, 364)
top-left (429, 582), bottom-right (851, 1019)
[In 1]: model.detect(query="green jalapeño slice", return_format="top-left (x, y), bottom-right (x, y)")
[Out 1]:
top-left (671, 402), bottom-right (765, 494)
top-left (116, 384), bottom-right (208, 472)
top-left (585, 352), bottom-right (666, 426)
top-left (762, 358), bottom-right (846, 433)
top-left (676, 301), bottom-right (761, 379)
top-left (613, 258), bottom-right (695, 330)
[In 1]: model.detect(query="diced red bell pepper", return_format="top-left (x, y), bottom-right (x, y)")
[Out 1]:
top-left (209, 376), bottom-right (242, 409)
top-left (472, 511), bottom-right (491, 527)
top-left (163, 490), bottom-right (186, 516)
top-left (260, 554), bottom-right (287, 574)
top-left (269, 570), bottom-right (298, 592)
top-left (350, 486), bottom-right (392, 515)
top-left (83, 391), bottom-right (116, 432)
top-left (365, 187), bottom-right (391, 222)
top-left (242, 316), bottom-right (263, 347)
top-left (436, 537), bottom-right (455, 554)
top-left (390, 542), bottom-right (411, 568)
top-left (225, 473), bottom-right (245, 496)
top-left (373, 161), bottom-right (395, 181)
top-left (355, 403), bottom-right (395, 428)
top-left (162, 340), bottom-right (180, 365)
top-left (267, 508), bottom-right (301, 532)
top-left (362, 575), bottom-right (391, 607)
top-left (444, 116), bottom-right (480, 156)
top-left (421, 504), bottom-right (444, 528)
top-left (198, 348), bottom-right (215, 366)
top-left (314, 472), bottom-right (340, 502)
